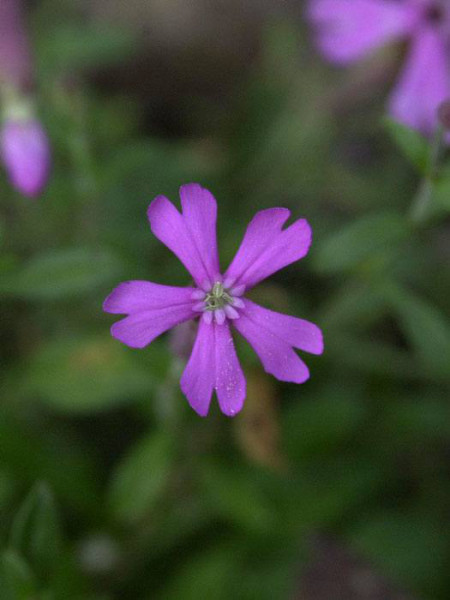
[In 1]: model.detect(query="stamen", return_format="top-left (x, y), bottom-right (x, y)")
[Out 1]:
top-left (212, 281), bottom-right (224, 297)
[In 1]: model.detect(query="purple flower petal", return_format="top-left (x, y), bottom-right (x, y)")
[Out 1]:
top-left (180, 319), bottom-right (215, 416)
top-left (179, 183), bottom-right (220, 279)
top-left (110, 305), bottom-right (195, 349)
top-left (224, 208), bottom-right (312, 290)
top-left (388, 26), bottom-right (450, 135)
top-left (239, 299), bottom-right (323, 355)
top-left (103, 281), bottom-right (196, 314)
top-left (307, 0), bottom-right (417, 64)
top-left (181, 320), bottom-right (246, 417)
top-left (0, 118), bottom-right (51, 197)
top-left (104, 281), bottom-right (195, 349)
top-left (147, 184), bottom-right (219, 287)
top-left (234, 299), bottom-right (323, 383)
top-left (214, 321), bottom-right (246, 416)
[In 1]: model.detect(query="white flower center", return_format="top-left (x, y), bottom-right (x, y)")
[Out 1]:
top-left (191, 279), bottom-right (245, 325)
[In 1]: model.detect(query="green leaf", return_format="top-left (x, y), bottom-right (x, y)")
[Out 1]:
top-left (154, 545), bottom-right (237, 600)
top-left (283, 387), bottom-right (367, 460)
top-left (432, 164), bottom-right (450, 211)
top-left (25, 335), bottom-right (156, 413)
top-left (382, 396), bottom-right (450, 443)
top-left (319, 281), bottom-right (389, 330)
top-left (274, 456), bottom-right (387, 536)
top-left (108, 432), bottom-right (174, 524)
top-left (0, 550), bottom-right (38, 600)
top-left (0, 247), bottom-right (123, 300)
top-left (0, 472), bottom-right (16, 507)
top-left (10, 483), bottom-right (62, 577)
top-left (385, 284), bottom-right (450, 379)
top-left (326, 332), bottom-right (416, 379)
top-left (384, 117), bottom-right (429, 172)
top-left (0, 408), bottom-right (100, 515)
top-left (314, 212), bottom-right (409, 274)
top-left (199, 463), bottom-right (276, 534)
top-left (350, 509), bottom-right (447, 596)
top-left (38, 24), bottom-right (135, 74)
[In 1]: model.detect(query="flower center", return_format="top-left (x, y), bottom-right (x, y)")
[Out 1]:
top-left (191, 279), bottom-right (245, 325)
top-left (204, 281), bottom-right (233, 311)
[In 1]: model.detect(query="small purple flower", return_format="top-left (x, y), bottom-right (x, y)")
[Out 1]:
top-left (0, 117), bottom-right (51, 198)
top-left (0, 1), bottom-right (52, 198)
top-left (104, 184), bottom-right (323, 417)
top-left (307, 0), bottom-right (450, 135)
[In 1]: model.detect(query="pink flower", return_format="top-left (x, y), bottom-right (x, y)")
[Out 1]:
top-left (1, 118), bottom-right (51, 198)
top-left (307, 0), bottom-right (450, 134)
top-left (104, 184), bottom-right (323, 417)
top-left (0, 0), bottom-right (51, 198)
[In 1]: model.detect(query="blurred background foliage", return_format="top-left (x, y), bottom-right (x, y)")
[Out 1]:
top-left (1, 1), bottom-right (450, 599)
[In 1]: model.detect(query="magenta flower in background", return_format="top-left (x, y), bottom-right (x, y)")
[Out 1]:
top-left (0, 0), bottom-right (51, 197)
top-left (104, 184), bottom-right (323, 417)
top-left (307, 0), bottom-right (450, 135)
top-left (1, 117), bottom-right (51, 197)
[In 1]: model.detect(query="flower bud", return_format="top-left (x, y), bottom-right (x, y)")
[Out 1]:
top-left (0, 1), bottom-right (52, 197)
top-left (1, 116), bottom-right (51, 197)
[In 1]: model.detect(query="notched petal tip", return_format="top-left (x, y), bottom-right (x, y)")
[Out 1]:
top-left (102, 281), bottom-right (130, 314)
top-left (221, 408), bottom-right (241, 418)
top-left (259, 359), bottom-right (310, 384)
top-left (193, 407), bottom-right (209, 418)
top-left (293, 372), bottom-right (310, 385)
top-left (110, 321), bottom-right (147, 349)
top-left (183, 393), bottom-right (210, 417)
top-left (179, 182), bottom-right (219, 219)
top-left (225, 208), bottom-right (313, 290)
top-left (146, 194), bottom-right (173, 224)
top-left (216, 391), bottom-right (246, 417)
top-left (178, 182), bottom-right (205, 197)
top-left (310, 327), bottom-right (325, 355)
top-left (258, 206), bottom-right (291, 220)
top-left (102, 291), bottom-right (118, 314)
top-left (146, 184), bottom-right (219, 286)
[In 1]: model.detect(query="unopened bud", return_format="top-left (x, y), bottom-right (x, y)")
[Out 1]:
top-left (1, 117), bottom-right (51, 197)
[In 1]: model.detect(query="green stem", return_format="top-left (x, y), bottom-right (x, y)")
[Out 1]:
top-left (409, 125), bottom-right (444, 224)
